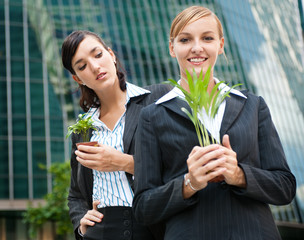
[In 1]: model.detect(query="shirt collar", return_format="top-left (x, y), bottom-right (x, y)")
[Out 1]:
top-left (126, 82), bottom-right (150, 100)
top-left (87, 82), bottom-right (150, 119)
top-left (156, 77), bottom-right (246, 105)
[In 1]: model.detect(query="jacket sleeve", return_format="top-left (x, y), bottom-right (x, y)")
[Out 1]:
top-left (232, 96), bottom-right (296, 205)
top-left (68, 133), bottom-right (91, 239)
top-left (133, 106), bottom-right (197, 225)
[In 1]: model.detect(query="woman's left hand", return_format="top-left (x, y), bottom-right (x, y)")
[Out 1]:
top-left (219, 134), bottom-right (246, 188)
top-left (75, 143), bottom-right (134, 174)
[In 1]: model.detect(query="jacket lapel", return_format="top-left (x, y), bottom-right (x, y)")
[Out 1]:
top-left (220, 92), bottom-right (247, 138)
top-left (162, 94), bottom-right (247, 145)
top-left (161, 97), bottom-right (192, 121)
top-left (123, 93), bottom-right (150, 154)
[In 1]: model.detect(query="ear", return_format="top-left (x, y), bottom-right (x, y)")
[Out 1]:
top-left (169, 41), bottom-right (176, 58)
top-left (218, 37), bottom-right (225, 55)
top-left (107, 47), bottom-right (116, 63)
top-left (72, 75), bottom-right (83, 85)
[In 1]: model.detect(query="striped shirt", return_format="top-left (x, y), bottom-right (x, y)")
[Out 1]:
top-left (86, 82), bottom-right (150, 208)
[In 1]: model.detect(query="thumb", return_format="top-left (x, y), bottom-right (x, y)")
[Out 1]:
top-left (92, 200), bottom-right (100, 210)
top-left (222, 134), bottom-right (232, 150)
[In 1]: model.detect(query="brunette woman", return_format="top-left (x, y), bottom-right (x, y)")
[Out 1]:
top-left (62, 30), bottom-right (170, 240)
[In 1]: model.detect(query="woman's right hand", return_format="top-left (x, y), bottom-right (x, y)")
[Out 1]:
top-left (79, 200), bottom-right (104, 235)
top-left (183, 144), bottom-right (227, 198)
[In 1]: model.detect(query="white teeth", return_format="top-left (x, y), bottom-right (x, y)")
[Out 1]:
top-left (189, 58), bottom-right (206, 62)
top-left (97, 73), bottom-right (105, 79)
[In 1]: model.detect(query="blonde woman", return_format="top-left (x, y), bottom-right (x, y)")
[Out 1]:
top-left (133, 6), bottom-right (296, 240)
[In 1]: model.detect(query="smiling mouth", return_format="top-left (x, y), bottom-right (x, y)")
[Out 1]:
top-left (96, 72), bottom-right (106, 80)
top-left (188, 57), bottom-right (207, 64)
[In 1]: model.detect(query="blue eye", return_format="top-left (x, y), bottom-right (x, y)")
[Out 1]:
top-left (180, 38), bottom-right (189, 43)
top-left (204, 37), bottom-right (214, 41)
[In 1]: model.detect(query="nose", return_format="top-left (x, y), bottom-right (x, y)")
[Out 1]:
top-left (191, 40), bottom-right (203, 54)
top-left (88, 58), bottom-right (100, 72)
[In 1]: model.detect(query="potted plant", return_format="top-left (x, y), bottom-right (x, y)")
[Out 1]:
top-left (167, 66), bottom-right (240, 146)
top-left (167, 66), bottom-right (241, 182)
top-left (66, 113), bottom-right (98, 147)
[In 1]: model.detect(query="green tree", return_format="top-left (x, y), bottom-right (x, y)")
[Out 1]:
top-left (23, 161), bottom-right (73, 239)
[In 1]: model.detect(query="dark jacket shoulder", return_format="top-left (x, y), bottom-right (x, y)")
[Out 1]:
top-left (141, 83), bottom-right (173, 104)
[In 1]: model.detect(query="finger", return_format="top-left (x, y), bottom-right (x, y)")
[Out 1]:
top-left (80, 218), bottom-right (95, 226)
top-left (222, 134), bottom-right (232, 150)
top-left (188, 149), bottom-right (224, 175)
top-left (206, 168), bottom-right (226, 182)
top-left (76, 157), bottom-right (96, 168)
top-left (85, 212), bottom-right (103, 222)
top-left (77, 144), bottom-right (100, 153)
top-left (190, 157), bottom-right (226, 183)
top-left (188, 146), bottom-right (201, 157)
top-left (92, 200), bottom-right (100, 210)
top-left (188, 144), bottom-right (221, 165)
top-left (203, 157), bottom-right (226, 174)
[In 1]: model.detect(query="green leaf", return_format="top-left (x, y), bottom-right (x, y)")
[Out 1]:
top-left (166, 65), bottom-right (242, 146)
top-left (65, 113), bottom-right (98, 142)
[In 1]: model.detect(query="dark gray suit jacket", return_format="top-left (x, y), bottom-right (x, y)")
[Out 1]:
top-left (68, 84), bottom-right (171, 240)
top-left (133, 90), bottom-right (296, 240)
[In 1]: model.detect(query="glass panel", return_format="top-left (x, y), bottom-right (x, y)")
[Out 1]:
top-left (13, 140), bottom-right (28, 198)
top-left (0, 140), bottom-right (9, 198)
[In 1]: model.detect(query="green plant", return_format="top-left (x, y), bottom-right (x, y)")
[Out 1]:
top-left (167, 66), bottom-right (241, 146)
top-left (66, 113), bottom-right (97, 142)
top-left (23, 161), bottom-right (73, 239)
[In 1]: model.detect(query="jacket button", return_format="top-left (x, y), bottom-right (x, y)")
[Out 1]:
top-left (123, 209), bottom-right (130, 217)
top-left (124, 220), bottom-right (130, 227)
top-left (124, 230), bottom-right (131, 238)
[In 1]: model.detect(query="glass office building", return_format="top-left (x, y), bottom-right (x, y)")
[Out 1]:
top-left (0, 0), bottom-right (303, 238)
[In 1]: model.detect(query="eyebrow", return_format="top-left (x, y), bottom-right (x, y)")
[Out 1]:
top-left (178, 31), bottom-right (215, 36)
top-left (73, 47), bottom-right (99, 66)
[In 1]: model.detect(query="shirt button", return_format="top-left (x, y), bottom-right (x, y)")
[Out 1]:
top-left (124, 220), bottom-right (130, 227)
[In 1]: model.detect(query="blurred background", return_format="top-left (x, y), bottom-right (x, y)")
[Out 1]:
top-left (0, 0), bottom-right (304, 239)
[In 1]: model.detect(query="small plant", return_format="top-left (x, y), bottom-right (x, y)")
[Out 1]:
top-left (23, 162), bottom-right (73, 239)
top-left (167, 66), bottom-right (241, 146)
top-left (66, 113), bottom-right (97, 142)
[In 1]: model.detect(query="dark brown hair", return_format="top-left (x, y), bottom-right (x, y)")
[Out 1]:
top-left (61, 30), bottom-right (126, 112)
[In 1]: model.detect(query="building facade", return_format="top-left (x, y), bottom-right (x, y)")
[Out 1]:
top-left (0, 0), bottom-right (303, 239)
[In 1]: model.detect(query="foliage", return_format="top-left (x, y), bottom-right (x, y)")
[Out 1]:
top-left (23, 161), bottom-right (73, 239)
top-left (167, 66), bottom-right (241, 146)
top-left (66, 113), bottom-right (97, 142)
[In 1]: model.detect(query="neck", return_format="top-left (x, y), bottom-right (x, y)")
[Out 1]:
top-left (98, 83), bottom-right (127, 116)
top-left (181, 72), bottom-right (215, 94)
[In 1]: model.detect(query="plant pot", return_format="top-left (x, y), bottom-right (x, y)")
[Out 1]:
top-left (76, 141), bottom-right (99, 148)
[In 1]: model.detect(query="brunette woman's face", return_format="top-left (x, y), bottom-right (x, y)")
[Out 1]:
top-left (169, 15), bottom-right (224, 80)
top-left (71, 36), bottom-right (117, 92)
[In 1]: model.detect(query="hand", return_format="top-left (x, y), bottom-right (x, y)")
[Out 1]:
top-left (185, 144), bottom-right (227, 193)
top-left (75, 143), bottom-right (134, 173)
top-left (79, 200), bottom-right (103, 235)
top-left (219, 135), bottom-right (246, 188)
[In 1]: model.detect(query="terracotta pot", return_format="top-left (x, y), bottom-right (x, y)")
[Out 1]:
top-left (76, 141), bottom-right (99, 148)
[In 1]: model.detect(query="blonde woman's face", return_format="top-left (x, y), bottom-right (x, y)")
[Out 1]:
top-left (169, 16), bottom-right (224, 80)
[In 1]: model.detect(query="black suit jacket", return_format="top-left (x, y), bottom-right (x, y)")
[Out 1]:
top-left (68, 83), bottom-right (171, 239)
top-left (133, 91), bottom-right (296, 240)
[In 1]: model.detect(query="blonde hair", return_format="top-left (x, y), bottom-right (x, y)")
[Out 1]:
top-left (169, 6), bottom-right (224, 42)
